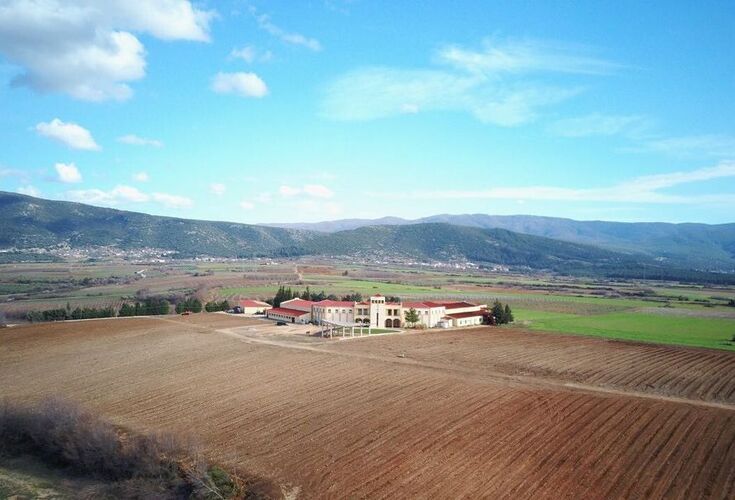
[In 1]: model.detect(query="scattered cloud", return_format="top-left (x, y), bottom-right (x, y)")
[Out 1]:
top-left (17, 185), bottom-right (40, 197)
top-left (55, 162), bottom-right (82, 183)
top-left (303, 184), bottom-right (334, 198)
top-left (66, 184), bottom-right (148, 205)
top-left (151, 192), bottom-right (192, 209)
top-left (641, 134), bottom-right (735, 159)
top-left (132, 171), bottom-right (149, 182)
top-left (0, 0), bottom-right (214, 101)
top-left (0, 167), bottom-right (28, 180)
top-left (211, 71), bottom-right (268, 98)
top-left (255, 192), bottom-right (272, 203)
top-left (35, 119), bottom-right (100, 150)
top-left (548, 114), bottom-right (651, 138)
top-left (279, 184), bottom-right (334, 198)
top-left (117, 134), bottom-right (163, 147)
top-left (230, 45), bottom-right (273, 63)
top-left (239, 200), bottom-right (255, 210)
top-left (210, 183), bottom-right (226, 196)
top-left (279, 185), bottom-right (301, 196)
top-left (251, 7), bottom-right (321, 51)
top-left (366, 161), bottom-right (735, 205)
top-left (436, 38), bottom-right (622, 76)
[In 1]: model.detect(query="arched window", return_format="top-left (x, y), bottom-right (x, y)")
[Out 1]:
top-left (393, 319), bottom-right (401, 328)
top-left (385, 318), bottom-right (392, 327)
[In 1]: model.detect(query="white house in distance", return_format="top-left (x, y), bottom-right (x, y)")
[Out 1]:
top-left (238, 299), bottom-right (272, 315)
top-left (264, 294), bottom-right (487, 328)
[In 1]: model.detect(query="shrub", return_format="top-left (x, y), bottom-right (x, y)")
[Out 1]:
top-left (0, 397), bottom-right (281, 499)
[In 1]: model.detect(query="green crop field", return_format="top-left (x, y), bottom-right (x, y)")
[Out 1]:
top-left (515, 308), bottom-right (735, 351)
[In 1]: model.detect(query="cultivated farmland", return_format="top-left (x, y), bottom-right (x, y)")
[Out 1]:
top-left (2, 315), bottom-right (734, 498)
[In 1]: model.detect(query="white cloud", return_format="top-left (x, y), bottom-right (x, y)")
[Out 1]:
top-left (118, 134), bottom-right (162, 147)
top-left (251, 8), bottom-right (321, 51)
top-left (239, 200), bottom-right (255, 210)
top-left (255, 192), bottom-right (272, 203)
top-left (210, 183), bottom-right (226, 196)
top-left (132, 171), bottom-right (149, 182)
top-left (211, 72), bottom-right (268, 98)
top-left (0, 1), bottom-right (213, 101)
top-left (548, 114), bottom-right (651, 138)
top-left (322, 67), bottom-right (578, 125)
top-left (303, 184), bottom-right (334, 198)
top-left (55, 162), bottom-right (82, 183)
top-left (321, 37), bottom-right (622, 125)
top-left (151, 192), bottom-right (192, 209)
top-left (279, 184), bottom-right (334, 199)
top-left (66, 184), bottom-right (148, 205)
top-left (642, 134), bottom-right (735, 158)
top-left (436, 38), bottom-right (621, 75)
top-left (230, 45), bottom-right (273, 64)
top-left (366, 161), bottom-right (735, 205)
top-left (17, 185), bottom-right (40, 197)
top-left (35, 119), bottom-right (100, 150)
top-left (279, 185), bottom-right (301, 196)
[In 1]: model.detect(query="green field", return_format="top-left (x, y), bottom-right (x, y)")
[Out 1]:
top-left (515, 308), bottom-right (735, 351)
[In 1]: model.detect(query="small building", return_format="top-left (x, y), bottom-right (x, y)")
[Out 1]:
top-left (266, 307), bottom-right (311, 324)
top-left (239, 299), bottom-right (272, 315)
top-left (444, 310), bottom-right (486, 327)
top-left (266, 298), bottom-right (314, 323)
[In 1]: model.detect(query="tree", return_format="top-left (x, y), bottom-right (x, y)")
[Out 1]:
top-left (491, 300), bottom-right (505, 324)
top-left (504, 304), bottom-right (514, 323)
top-left (404, 308), bottom-right (420, 327)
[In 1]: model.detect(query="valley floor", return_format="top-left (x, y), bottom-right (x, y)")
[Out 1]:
top-left (2, 315), bottom-right (734, 498)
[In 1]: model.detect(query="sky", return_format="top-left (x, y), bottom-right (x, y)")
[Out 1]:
top-left (0, 0), bottom-right (734, 224)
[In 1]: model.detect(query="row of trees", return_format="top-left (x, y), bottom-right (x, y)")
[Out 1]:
top-left (174, 297), bottom-right (202, 314)
top-left (205, 300), bottom-right (231, 312)
top-left (119, 297), bottom-right (171, 317)
top-left (25, 305), bottom-right (116, 323)
top-left (270, 286), bottom-right (402, 307)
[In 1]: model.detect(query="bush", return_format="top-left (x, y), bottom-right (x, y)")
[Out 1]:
top-left (0, 397), bottom-right (281, 499)
top-left (205, 300), bottom-right (231, 312)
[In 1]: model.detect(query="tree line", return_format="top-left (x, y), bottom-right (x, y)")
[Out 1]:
top-left (270, 286), bottom-right (401, 307)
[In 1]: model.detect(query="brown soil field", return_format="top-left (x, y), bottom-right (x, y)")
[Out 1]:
top-left (2, 316), bottom-right (734, 499)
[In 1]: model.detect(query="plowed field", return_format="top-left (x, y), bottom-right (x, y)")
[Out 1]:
top-left (2, 315), bottom-right (734, 499)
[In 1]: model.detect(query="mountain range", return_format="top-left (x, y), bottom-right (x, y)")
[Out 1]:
top-left (267, 213), bottom-right (735, 270)
top-left (1, 191), bottom-right (734, 283)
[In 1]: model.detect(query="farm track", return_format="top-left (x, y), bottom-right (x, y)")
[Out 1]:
top-left (2, 315), bottom-right (734, 498)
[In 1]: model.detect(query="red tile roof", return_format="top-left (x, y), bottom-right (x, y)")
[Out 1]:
top-left (267, 307), bottom-right (310, 317)
top-left (280, 298), bottom-right (314, 311)
top-left (314, 300), bottom-right (355, 307)
top-left (443, 301), bottom-right (480, 310)
top-left (445, 311), bottom-right (487, 319)
top-left (239, 299), bottom-right (270, 308)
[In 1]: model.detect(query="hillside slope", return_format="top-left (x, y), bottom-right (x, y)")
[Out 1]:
top-left (269, 213), bottom-right (735, 270)
top-left (1, 192), bottom-right (732, 283)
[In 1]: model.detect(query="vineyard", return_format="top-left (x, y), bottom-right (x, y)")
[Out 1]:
top-left (2, 315), bottom-right (734, 498)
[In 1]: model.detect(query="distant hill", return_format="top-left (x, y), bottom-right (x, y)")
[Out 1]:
top-left (268, 213), bottom-right (735, 271)
top-left (0, 191), bottom-right (316, 258)
top-left (1, 191), bottom-right (732, 284)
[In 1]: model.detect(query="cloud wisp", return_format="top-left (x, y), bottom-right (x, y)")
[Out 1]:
top-left (118, 134), bottom-right (163, 147)
top-left (36, 119), bottom-right (100, 150)
top-left (279, 184), bottom-right (334, 198)
top-left (366, 161), bottom-right (735, 205)
top-left (0, 0), bottom-right (213, 101)
top-left (251, 7), bottom-right (321, 51)
top-left (321, 38), bottom-right (615, 126)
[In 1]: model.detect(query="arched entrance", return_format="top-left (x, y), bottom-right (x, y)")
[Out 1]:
top-left (392, 319), bottom-right (401, 328)
top-left (384, 318), bottom-right (392, 327)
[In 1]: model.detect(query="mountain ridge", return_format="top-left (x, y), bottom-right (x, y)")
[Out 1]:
top-left (1, 191), bottom-right (733, 283)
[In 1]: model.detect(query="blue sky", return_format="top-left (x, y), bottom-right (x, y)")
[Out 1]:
top-left (0, 0), bottom-right (734, 224)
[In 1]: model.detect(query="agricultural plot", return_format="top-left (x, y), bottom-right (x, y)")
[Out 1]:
top-left (2, 316), bottom-right (734, 498)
